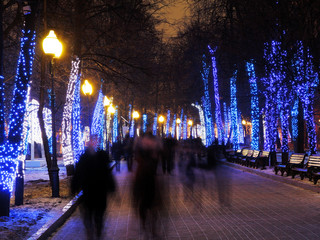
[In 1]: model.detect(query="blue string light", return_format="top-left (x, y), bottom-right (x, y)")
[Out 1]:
top-left (91, 89), bottom-right (104, 145)
top-left (291, 99), bottom-right (299, 141)
top-left (293, 41), bottom-right (318, 153)
top-left (230, 69), bottom-right (239, 150)
top-left (0, 27), bottom-right (36, 193)
top-left (112, 106), bottom-right (118, 142)
top-left (153, 113), bottom-right (157, 136)
top-left (262, 41), bottom-right (286, 152)
top-left (246, 61), bottom-right (259, 150)
top-left (62, 58), bottom-right (80, 165)
top-left (142, 114), bottom-right (147, 133)
top-left (183, 115), bottom-right (187, 140)
top-left (208, 45), bottom-right (224, 145)
top-left (72, 74), bottom-right (83, 163)
top-left (171, 114), bottom-right (176, 138)
top-left (128, 104), bottom-right (133, 137)
top-left (201, 55), bottom-right (213, 146)
top-left (166, 110), bottom-right (170, 137)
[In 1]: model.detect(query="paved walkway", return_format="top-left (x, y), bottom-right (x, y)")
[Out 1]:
top-left (49, 161), bottom-right (320, 240)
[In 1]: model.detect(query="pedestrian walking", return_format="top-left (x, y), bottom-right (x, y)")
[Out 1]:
top-left (132, 132), bottom-right (164, 238)
top-left (71, 135), bottom-right (116, 239)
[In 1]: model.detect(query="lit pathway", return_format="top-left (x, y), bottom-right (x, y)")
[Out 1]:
top-left (49, 161), bottom-right (320, 240)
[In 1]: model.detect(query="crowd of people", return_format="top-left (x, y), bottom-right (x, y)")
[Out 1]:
top-left (71, 132), bottom-right (231, 240)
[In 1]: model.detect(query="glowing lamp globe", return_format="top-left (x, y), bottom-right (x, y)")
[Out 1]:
top-left (104, 96), bottom-right (111, 107)
top-left (158, 115), bottom-right (164, 123)
top-left (132, 111), bottom-right (140, 119)
top-left (242, 120), bottom-right (246, 125)
top-left (82, 80), bottom-right (93, 96)
top-left (176, 118), bottom-right (181, 124)
top-left (188, 120), bottom-right (193, 126)
top-left (108, 104), bottom-right (115, 114)
top-left (42, 30), bottom-right (63, 58)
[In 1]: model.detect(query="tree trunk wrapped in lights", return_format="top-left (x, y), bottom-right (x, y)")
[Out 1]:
top-left (230, 69), bottom-right (239, 150)
top-left (262, 41), bottom-right (286, 165)
top-left (292, 41), bottom-right (318, 154)
top-left (208, 45), bottom-right (224, 145)
top-left (91, 89), bottom-right (105, 148)
top-left (0, 4), bottom-right (36, 216)
top-left (166, 110), bottom-right (170, 137)
top-left (61, 57), bottom-right (80, 173)
top-left (246, 61), bottom-right (259, 150)
top-left (201, 55), bottom-right (213, 146)
top-left (72, 73), bottom-right (83, 163)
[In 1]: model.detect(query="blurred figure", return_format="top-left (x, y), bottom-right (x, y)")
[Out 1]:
top-left (72, 135), bottom-right (116, 240)
top-left (162, 135), bottom-right (177, 174)
top-left (207, 142), bottom-right (232, 207)
top-left (111, 136), bottom-right (123, 172)
top-left (123, 133), bottom-right (134, 171)
top-left (132, 132), bottom-right (164, 239)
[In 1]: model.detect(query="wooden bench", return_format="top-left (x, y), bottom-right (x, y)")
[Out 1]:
top-left (230, 148), bottom-right (245, 163)
top-left (225, 149), bottom-right (239, 162)
top-left (291, 155), bottom-right (320, 181)
top-left (247, 150), bottom-right (261, 168)
top-left (255, 151), bottom-right (270, 169)
top-left (274, 153), bottom-right (306, 176)
top-left (238, 149), bottom-right (253, 165)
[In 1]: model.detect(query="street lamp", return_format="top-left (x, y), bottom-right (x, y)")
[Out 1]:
top-left (158, 115), bottom-right (165, 137)
top-left (176, 118), bottom-right (181, 140)
top-left (103, 96), bottom-right (111, 151)
top-left (82, 79), bottom-right (93, 96)
top-left (42, 30), bottom-right (63, 197)
top-left (188, 120), bottom-right (193, 138)
top-left (82, 80), bottom-right (93, 142)
top-left (132, 111), bottom-right (140, 137)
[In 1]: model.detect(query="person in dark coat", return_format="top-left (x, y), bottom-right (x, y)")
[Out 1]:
top-left (111, 137), bottom-right (123, 172)
top-left (72, 135), bottom-right (116, 239)
top-left (123, 133), bottom-right (134, 171)
top-left (162, 135), bottom-right (176, 174)
top-left (132, 132), bottom-right (164, 238)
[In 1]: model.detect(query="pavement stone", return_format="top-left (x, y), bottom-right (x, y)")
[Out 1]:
top-left (45, 159), bottom-right (320, 240)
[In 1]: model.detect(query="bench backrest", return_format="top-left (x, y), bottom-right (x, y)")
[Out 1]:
top-left (261, 151), bottom-right (270, 158)
top-left (252, 150), bottom-right (260, 158)
top-left (289, 153), bottom-right (305, 164)
top-left (307, 155), bottom-right (320, 167)
top-left (246, 149), bottom-right (254, 157)
top-left (242, 149), bottom-right (249, 157)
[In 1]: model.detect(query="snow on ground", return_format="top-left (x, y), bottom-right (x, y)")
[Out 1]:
top-left (0, 160), bottom-right (72, 240)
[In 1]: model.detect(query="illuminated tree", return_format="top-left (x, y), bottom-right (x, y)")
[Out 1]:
top-left (62, 58), bottom-right (80, 167)
top-left (72, 74), bottom-right (83, 163)
top-left (246, 61), bottom-right (259, 150)
top-left (292, 41), bottom-right (319, 154)
top-left (208, 45), bottom-right (224, 145)
top-left (201, 55), bottom-right (213, 146)
top-left (166, 110), bottom-right (170, 137)
top-left (230, 70), bottom-right (239, 150)
top-left (0, 5), bottom-right (36, 216)
top-left (91, 89), bottom-right (104, 147)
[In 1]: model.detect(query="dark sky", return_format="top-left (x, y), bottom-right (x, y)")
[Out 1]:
top-left (156, 0), bottom-right (190, 39)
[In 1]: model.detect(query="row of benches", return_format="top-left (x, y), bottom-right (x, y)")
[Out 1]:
top-left (226, 148), bottom-right (320, 185)
top-left (274, 153), bottom-right (320, 184)
top-left (226, 149), bottom-right (270, 170)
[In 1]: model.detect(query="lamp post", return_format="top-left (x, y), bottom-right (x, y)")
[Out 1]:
top-left (132, 110), bottom-right (140, 137)
top-left (176, 118), bottom-right (181, 140)
top-left (158, 115), bottom-right (165, 137)
top-left (103, 96), bottom-right (111, 151)
top-left (42, 30), bottom-right (63, 197)
top-left (82, 79), bottom-right (93, 144)
top-left (107, 103), bottom-right (115, 152)
top-left (188, 119), bottom-right (193, 139)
